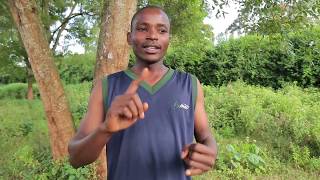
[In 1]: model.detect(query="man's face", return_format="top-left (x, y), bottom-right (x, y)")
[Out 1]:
top-left (128, 8), bottom-right (170, 64)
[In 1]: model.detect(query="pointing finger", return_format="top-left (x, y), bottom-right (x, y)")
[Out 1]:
top-left (125, 68), bottom-right (149, 94)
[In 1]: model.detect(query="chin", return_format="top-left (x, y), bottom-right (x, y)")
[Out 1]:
top-left (137, 55), bottom-right (165, 64)
top-left (142, 58), bottom-right (163, 65)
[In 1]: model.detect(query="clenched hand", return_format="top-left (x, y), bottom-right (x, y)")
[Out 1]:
top-left (100, 68), bottom-right (149, 134)
top-left (181, 143), bottom-right (216, 176)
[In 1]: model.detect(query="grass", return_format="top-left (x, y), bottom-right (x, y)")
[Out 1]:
top-left (1, 81), bottom-right (319, 179)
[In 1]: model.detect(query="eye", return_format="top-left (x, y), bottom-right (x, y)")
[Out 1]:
top-left (159, 27), bottom-right (168, 34)
top-left (136, 26), bottom-right (147, 32)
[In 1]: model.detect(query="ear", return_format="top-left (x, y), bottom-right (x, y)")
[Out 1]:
top-left (127, 32), bottom-right (132, 45)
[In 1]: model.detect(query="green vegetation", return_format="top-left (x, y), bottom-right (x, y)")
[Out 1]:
top-left (1, 0), bottom-right (319, 178)
top-left (1, 81), bottom-right (319, 179)
top-left (0, 83), bottom-right (96, 179)
top-left (201, 82), bottom-right (320, 179)
top-left (212, 0), bottom-right (320, 35)
top-left (137, 26), bottom-right (317, 89)
top-left (53, 27), bottom-right (320, 88)
top-left (0, 83), bottom-right (40, 99)
top-left (183, 27), bottom-right (320, 88)
top-left (56, 53), bottom-right (95, 84)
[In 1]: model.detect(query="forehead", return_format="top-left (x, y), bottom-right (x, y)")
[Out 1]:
top-left (133, 8), bottom-right (170, 27)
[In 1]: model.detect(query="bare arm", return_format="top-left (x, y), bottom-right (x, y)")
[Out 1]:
top-left (194, 79), bottom-right (217, 154)
top-left (68, 69), bottom-right (149, 168)
top-left (181, 79), bottom-right (218, 176)
top-left (68, 80), bottom-right (112, 168)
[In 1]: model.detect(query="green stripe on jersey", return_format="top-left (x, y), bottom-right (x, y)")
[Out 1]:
top-left (124, 68), bottom-right (174, 95)
top-left (102, 77), bottom-right (108, 113)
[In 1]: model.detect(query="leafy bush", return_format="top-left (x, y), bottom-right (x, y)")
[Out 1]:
top-left (7, 144), bottom-right (97, 180)
top-left (203, 81), bottom-right (320, 160)
top-left (0, 99), bottom-right (96, 179)
top-left (0, 83), bottom-right (40, 99)
top-left (215, 138), bottom-right (268, 179)
top-left (56, 53), bottom-right (95, 84)
top-left (192, 27), bottom-right (320, 88)
top-left (290, 144), bottom-right (320, 171)
top-left (1, 82), bottom-right (320, 179)
top-left (65, 82), bottom-right (92, 127)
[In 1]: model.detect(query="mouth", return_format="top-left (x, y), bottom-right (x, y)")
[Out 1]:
top-left (142, 44), bottom-right (161, 54)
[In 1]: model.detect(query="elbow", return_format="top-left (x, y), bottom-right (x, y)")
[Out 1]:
top-left (68, 141), bottom-right (96, 168)
top-left (68, 141), bottom-right (81, 168)
top-left (68, 154), bottom-right (81, 169)
top-left (69, 157), bottom-right (81, 169)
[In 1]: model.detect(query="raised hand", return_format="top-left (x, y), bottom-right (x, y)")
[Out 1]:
top-left (181, 143), bottom-right (216, 176)
top-left (101, 68), bottom-right (149, 134)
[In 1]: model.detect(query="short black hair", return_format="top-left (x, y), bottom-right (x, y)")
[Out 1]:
top-left (130, 5), bottom-right (170, 32)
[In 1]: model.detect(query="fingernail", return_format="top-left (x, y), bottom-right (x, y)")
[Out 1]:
top-left (141, 112), bottom-right (145, 119)
top-left (186, 169), bottom-right (191, 176)
top-left (181, 151), bottom-right (185, 158)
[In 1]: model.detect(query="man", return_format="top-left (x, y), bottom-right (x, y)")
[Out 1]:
top-left (68, 6), bottom-right (217, 180)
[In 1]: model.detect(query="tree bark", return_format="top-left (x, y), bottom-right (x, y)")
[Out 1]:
top-left (94, 0), bottom-right (137, 179)
top-left (26, 59), bottom-right (34, 100)
top-left (94, 0), bottom-right (137, 81)
top-left (8, 0), bottom-right (75, 159)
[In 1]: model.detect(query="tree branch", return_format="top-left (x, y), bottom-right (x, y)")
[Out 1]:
top-left (51, 2), bottom-right (78, 52)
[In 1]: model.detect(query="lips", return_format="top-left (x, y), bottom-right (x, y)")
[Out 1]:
top-left (142, 44), bottom-right (161, 54)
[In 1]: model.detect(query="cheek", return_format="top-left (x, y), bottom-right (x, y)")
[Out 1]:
top-left (161, 39), bottom-right (170, 51)
top-left (131, 39), bottom-right (142, 51)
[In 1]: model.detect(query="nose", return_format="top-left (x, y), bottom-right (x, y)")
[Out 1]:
top-left (146, 27), bottom-right (158, 40)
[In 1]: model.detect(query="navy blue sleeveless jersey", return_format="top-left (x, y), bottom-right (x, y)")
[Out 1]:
top-left (102, 69), bottom-right (197, 180)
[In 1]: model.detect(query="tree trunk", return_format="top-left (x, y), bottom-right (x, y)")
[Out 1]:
top-left (94, 0), bottom-right (137, 179)
top-left (26, 58), bottom-right (34, 100)
top-left (8, 0), bottom-right (75, 159)
top-left (27, 80), bottom-right (33, 100)
top-left (94, 0), bottom-right (137, 81)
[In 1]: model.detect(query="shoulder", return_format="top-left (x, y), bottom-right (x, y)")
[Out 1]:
top-left (102, 70), bottom-right (125, 80)
top-left (173, 69), bottom-right (198, 81)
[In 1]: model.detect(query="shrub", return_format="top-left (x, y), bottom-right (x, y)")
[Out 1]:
top-left (65, 82), bottom-right (92, 127)
top-left (215, 138), bottom-right (268, 179)
top-left (203, 81), bottom-right (320, 160)
top-left (0, 83), bottom-right (40, 99)
top-left (56, 53), bottom-right (95, 84)
top-left (290, 144), bottom-right (320, 171)
top-left (0, 99), bottom-right (96, 179)
top-left (7, 144), bottom-right (97, 179)
top-left (194, 27), bottom-right (320, 88)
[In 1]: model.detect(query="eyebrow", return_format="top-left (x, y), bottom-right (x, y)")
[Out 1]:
top-left (136, 22), bottom-right (169, 28)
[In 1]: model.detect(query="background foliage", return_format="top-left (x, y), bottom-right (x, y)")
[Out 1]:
top-left (1, 0), bottom-right (320, 179)
top-left (170, 26), bottom-right (320, 88)
top-left (56, 26), bottom-right (320, 89)
top-left (1, 82), bottom-right (319, 179)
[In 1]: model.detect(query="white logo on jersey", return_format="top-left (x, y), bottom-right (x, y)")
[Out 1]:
top-left (174, 102), bottom-right (189, 110)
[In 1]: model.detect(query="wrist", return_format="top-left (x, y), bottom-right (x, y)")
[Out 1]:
top-left (97, 124), bottom-right (113, 136)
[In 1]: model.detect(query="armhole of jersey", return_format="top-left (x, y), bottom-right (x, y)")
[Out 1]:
top-left (102, 76), bottom-right (108, 113)
top-left (191, 74), bottom-right (198, 110)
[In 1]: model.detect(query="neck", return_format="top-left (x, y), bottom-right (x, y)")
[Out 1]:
top-left (131, 59), bottom-right (169, 86)
top-left (132, 59), bottom-right (168, 74)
